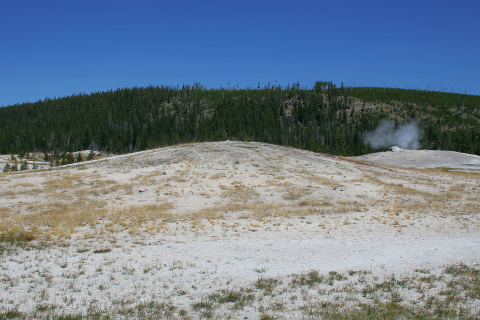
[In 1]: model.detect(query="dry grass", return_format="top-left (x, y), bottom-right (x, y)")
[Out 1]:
top-left (330, 200), bottom-right (367, 214)
top-left (1, 143), bottom-right (479, 242)
top-left (209, 172), bottom-right (226, 180)
top-left (0, 206), bottom-right (13, 218)
top-left (297, 198), bottom-right (332, 207)
top-left (282, 188), bottom-right (312, 201)
top-left (102, 182), bottom-right (135, 194)
top-left (454, 202), bottom-right (480, 215)
top-left (42, 173), bottom-right (84, 190)
top-left (190, 204), bottom-right (241, 220)
top-left (171, 176), bottom-right (188, 183)
top-left (385, 182), bottom-right (432, 196)
top-left (221, 183), bottom-right (259, 202)
top-left (190, 202), bottom-right (293, 220)
top-left (13, 181), bottom-right (35, 188)
top-left (0, 189), bottom-right (16, 198)
top-left (1, 198), bottom-right (109, 239)
top-left (265, 179), bottom-right (291, 187)
top-left (363, 173), bottom-right (470, 215)
top-left (305, 175), bottom-right (343, 188)
top-left (134, 169), bottom-right (166, 181)
top-left (189, 198), bottom-right (364, 220)
top-left (110, 202), bottom-right (174, 224)
top-left (0, 198), bottom-right (176, 241)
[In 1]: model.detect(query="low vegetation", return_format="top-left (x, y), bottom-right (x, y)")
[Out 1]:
top-left (0, 264), bottom-right (478, 319)
top-left (0, 142), bottom-right (478, 243)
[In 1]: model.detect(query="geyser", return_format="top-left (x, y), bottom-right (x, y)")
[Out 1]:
top-left (364, 119), bottom-right (423, 150)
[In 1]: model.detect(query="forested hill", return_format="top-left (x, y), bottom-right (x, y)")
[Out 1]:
top-left (1, 81), bottom-right (480, 156)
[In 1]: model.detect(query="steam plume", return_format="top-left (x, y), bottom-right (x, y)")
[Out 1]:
top-left (364, 119), bottom-right (423, 150)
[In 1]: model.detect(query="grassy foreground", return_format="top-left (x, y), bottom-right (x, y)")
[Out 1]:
top-left (1, 263), bottom-right (479, 319)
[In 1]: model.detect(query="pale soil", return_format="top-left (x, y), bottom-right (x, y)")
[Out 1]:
top-left (356, 146), bottom-right (480, 172)
top-left (0, 141), bottom-right (479, 317)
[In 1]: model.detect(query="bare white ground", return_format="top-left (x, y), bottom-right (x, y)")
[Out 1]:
top-left (2, 234), bottom-right (479, 314)
top-left (355, 147), bottom-right (480, 171)
top-left (0, 141), bottom-right (479, 316)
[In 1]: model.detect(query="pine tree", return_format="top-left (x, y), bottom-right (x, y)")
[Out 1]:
top-left (76, 153), bottom-right (83, 162)
top-left (66, 152), bottom-right (75, 164)
top-left (20, 160), bottom-right (28, 171)
top-left (3, 163), bottom-right (11, 172)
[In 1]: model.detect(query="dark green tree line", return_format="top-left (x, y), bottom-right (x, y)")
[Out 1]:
top-left (1, 82), bottom-right (479, 157)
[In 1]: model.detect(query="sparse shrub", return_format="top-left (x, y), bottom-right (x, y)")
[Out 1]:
top-left (93, 248), bottom-right (112, 254)
top-left (254, 277), bottom-right (282, 294)
top-left (192, 300), bottom-right (213, 311)
top-left (130, 302), bottom-right (176, 318)
top-left (328, 271), bottom-right (346, 283)
top-left (444, 263), bottom-right (475, 276)
top-left (208, 289), bottom-right (254, 307)
top-left (3, 163), bottom-right (11, 172)
top-left (0, 309), bottom-right (23, 319)
top-left (291, 270), bottom-right (324, 286)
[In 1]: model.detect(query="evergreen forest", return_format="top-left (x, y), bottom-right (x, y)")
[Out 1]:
top-left (1, 81), bottom-right (480, 157)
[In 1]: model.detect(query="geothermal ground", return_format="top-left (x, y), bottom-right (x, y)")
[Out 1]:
top-left (0, 141), bottom-right (479, 319)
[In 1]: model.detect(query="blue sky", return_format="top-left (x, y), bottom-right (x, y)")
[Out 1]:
top-left (1, 0), bottom-right (479, 106)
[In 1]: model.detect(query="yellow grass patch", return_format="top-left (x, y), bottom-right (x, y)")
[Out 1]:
top-left (110, 202), bottom-right (174, 224)
top-left (221, 184), bottom-right (259, 202)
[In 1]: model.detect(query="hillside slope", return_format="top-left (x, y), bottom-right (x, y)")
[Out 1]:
top-left (1, 141), bottom-right (479, 318)
top-left (1, 82), bottom-right (479, 157)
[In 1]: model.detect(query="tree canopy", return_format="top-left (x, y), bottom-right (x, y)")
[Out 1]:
top-left (1, 82), bottom-right (479, 156)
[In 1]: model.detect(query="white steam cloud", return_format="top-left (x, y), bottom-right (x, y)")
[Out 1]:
top-left (364, 120), bottom-right (423, 150)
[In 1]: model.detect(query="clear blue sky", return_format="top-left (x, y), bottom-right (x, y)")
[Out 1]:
top-left (1, 0), bottom-right (479, 106)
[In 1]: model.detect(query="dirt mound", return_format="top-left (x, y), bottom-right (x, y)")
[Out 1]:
top-left (1, 141), bottom-right (479, 317)
top-left (355, 146), bottom-right (480, 171)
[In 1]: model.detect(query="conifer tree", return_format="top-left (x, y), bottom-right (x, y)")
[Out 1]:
top-left (20, 160), bottom-right (28, 171)
top-left (66, 152), bottom-right (75, 164)
top-left (0, 83), bottom-right (479, 157)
